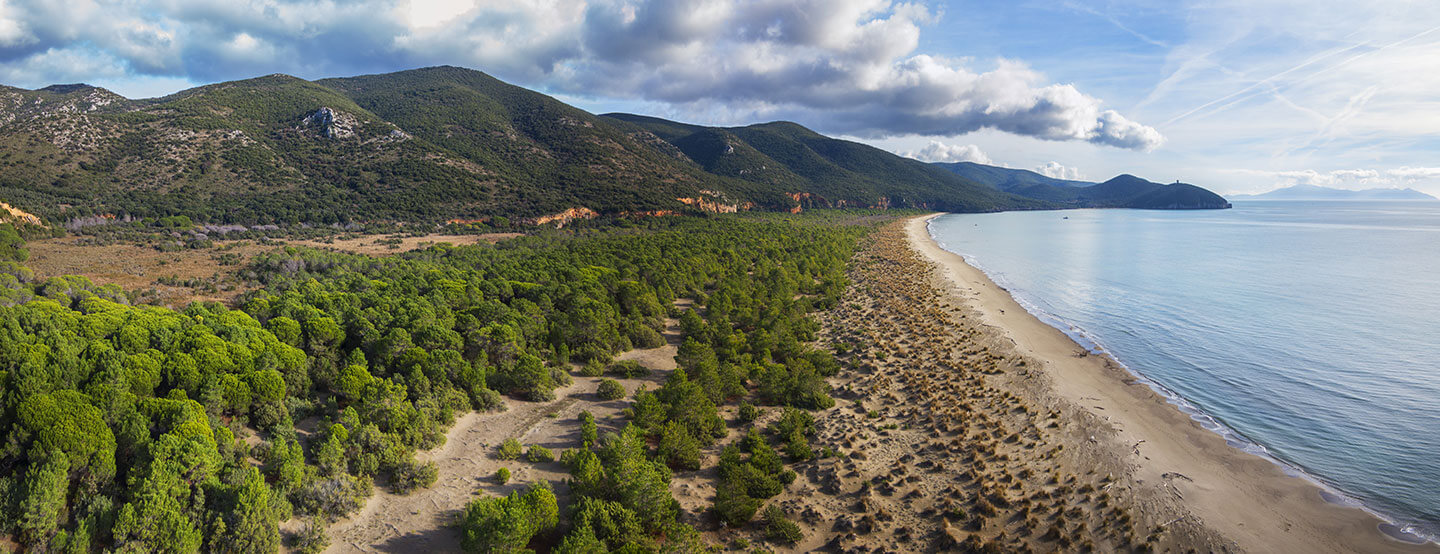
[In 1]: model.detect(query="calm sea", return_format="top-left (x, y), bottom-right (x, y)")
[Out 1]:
top-left (929, 201), bottom-right (1440, 541)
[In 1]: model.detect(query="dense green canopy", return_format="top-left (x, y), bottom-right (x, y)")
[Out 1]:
top-left (0, 212), bottom-right (872, 552)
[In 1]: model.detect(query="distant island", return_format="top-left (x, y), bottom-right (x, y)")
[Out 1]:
top-left (1230, 184), bottom-right (1438, 201)
top-left (932, 161), bottom-right (1233, 210)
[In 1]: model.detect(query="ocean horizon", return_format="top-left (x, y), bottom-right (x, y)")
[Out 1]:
top-left (929, 201), bottom-right (1440, 542)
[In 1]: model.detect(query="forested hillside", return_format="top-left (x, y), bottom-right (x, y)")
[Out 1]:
top-left (319, 67), bottom-right (793, 215)
top-left (932, 163), bottom-right (1233, 209)
top-left (604, 114), bottom-right (1045, 212)
top-left (0, 67), bottom-right (1052, 228)
top-left (0, 212), bottom-right (872, 552)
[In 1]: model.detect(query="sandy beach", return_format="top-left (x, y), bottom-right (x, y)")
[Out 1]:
top-left (907, 213), bottom-right (1433, 553)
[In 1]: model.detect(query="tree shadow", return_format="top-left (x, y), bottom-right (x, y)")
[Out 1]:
top-left (372, 508), bottom-right (464, 552)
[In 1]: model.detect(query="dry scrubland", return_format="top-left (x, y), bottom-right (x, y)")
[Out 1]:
top-left (26, 233), bottom-right (519, 308)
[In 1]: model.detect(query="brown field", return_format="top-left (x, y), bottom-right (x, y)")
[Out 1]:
top-left (26, 237), bottom-right (271, 308)
top-left (282, 233), bottom-right (522, 255)
top-left (25, 232), bottom-right (523, 309)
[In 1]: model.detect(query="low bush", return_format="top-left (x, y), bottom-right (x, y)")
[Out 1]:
top-left (526, 445), bottom-right (555, 463)
top-left (497, 438), bottom-right (523, 460)
top-left (597, 379), bottom-right (625, 400)
top-left (763, 505), bottom-right (803, 544)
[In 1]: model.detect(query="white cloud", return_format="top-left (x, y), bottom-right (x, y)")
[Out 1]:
top-left (1385, 166), bottom-right (1440, 181)
top-left (1036, 161), bottom-right (1083, 180)
top-left (903, 140), bottom-right (992, 164)
top-left (1228, 167), bottom-right (1440, 189)
top-left (0, 46), bottom-right (130, 85)
top-left (0, 0), bottom-right (1164, 150)
top-left (0, 0), bottom-right (34, 47)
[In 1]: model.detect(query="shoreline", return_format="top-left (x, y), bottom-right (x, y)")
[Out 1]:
top-left (906, 213), bottom-right (1434, 553)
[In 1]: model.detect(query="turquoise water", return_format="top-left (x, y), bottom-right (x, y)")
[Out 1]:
top-left (929, 201), bottom-right (1440, 541)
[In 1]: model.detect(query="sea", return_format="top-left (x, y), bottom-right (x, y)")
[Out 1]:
top-left (928, 201), bottom-right (1440, 542)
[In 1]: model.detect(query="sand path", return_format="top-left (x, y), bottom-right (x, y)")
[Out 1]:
top-left (907, 213), bottom-right (1434, 553)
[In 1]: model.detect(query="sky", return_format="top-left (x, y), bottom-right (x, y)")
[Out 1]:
top-left (1, 0), bottom-right (1438, 196)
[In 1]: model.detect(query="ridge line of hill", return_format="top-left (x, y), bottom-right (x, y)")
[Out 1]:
top-left (0, 66), bottom-right (1227, 227)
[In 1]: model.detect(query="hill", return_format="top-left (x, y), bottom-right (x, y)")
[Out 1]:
top-left (0, 68), bottom-right (793, 226)
top-left (1230, 184), bottom-right (1438, 201)
top-left (932, 161), bottom-right (1091, 192)
top-left (0, 74), bottom-right (487, 224)
top-left (0, 67), bottom-right (1048, 226)
top-left (932, 162), bottom-right (1231, 209)
top-left (603, 113), bottom-right (1046, 212)
top-left (0, 65), bottom-right (1231, 226)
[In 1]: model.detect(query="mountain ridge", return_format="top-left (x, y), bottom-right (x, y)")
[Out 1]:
top-left (0, 65), bottom-right (1228, 225)
top-left (932, 161), bottom-right (1231, 209)
top-left (1230, 184), bottom-right (1437, 201)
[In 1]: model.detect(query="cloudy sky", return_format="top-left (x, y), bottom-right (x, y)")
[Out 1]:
top-left (2, 0), bottom-right (1438, 195)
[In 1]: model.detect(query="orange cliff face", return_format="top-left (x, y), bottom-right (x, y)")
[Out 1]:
top-left (527, 207), bottom-right (599, 228)
top-left (452, 193), bottom-right (758, 228)
top-left (0, 202), bottom-right (45, 227)
top-left (676, 195), bottom-right (749, 214)
top-left (785, 192), bottom-right (815, 213)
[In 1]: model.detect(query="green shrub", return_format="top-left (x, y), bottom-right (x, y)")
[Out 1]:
top-left (629, 325), bottom-right (666, 349)
top-left (657, 421), bottom-right (701, 470)
top-left (606, 360), bottom-right (649, 378)
top-left (579, 360), bottom-right (606, 377)
top-left (714, 480), bottom-right (761, 527)
top-left (526, 445), bottom-right (555, 463)
top-left (497, 438), bottom-right (523, 461)
top-left (579, 411), bottom-right (598, 447)
top-left (784, 429), bottom-right (812, 460)
top-left (596, 379), bottom-right (625, 401)
top-left (762, 505), bottom-right (803, 544)
top-left (459, 482), bottom-right (558, 553)
top-left (392, 459), bottom-right (439, 493)
top-left (295, 474), bottom-right (372, 521)
top-left (738, 401), bottom-right (759, 423)
top-left (494, 467), bottom-right (510, 485)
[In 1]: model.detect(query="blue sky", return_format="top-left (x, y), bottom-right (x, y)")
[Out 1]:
top-left (2, 0), bottom-right (1438, 195)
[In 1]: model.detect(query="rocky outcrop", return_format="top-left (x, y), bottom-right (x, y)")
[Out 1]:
top-left (300, 107), bottom-right (357, 139)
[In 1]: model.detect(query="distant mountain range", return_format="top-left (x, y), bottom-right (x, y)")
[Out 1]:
top-left (1229, 184), bottom-right (1438, 201)
top-left (0, 65), bottom-right (1230, 225)
top-left (932, 161), bottom-right (1233, 210)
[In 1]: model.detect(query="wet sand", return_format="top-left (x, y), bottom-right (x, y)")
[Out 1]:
top-left (908, 213), bottom-right (1434, 553)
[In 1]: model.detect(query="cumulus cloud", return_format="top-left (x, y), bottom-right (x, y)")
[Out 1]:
top-left (903, 141), bottom-right (992, 164)
top-left (0, 0), bottom-right (1163, 149)
top-left (1035, 161), bottom-right (1083, 180)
